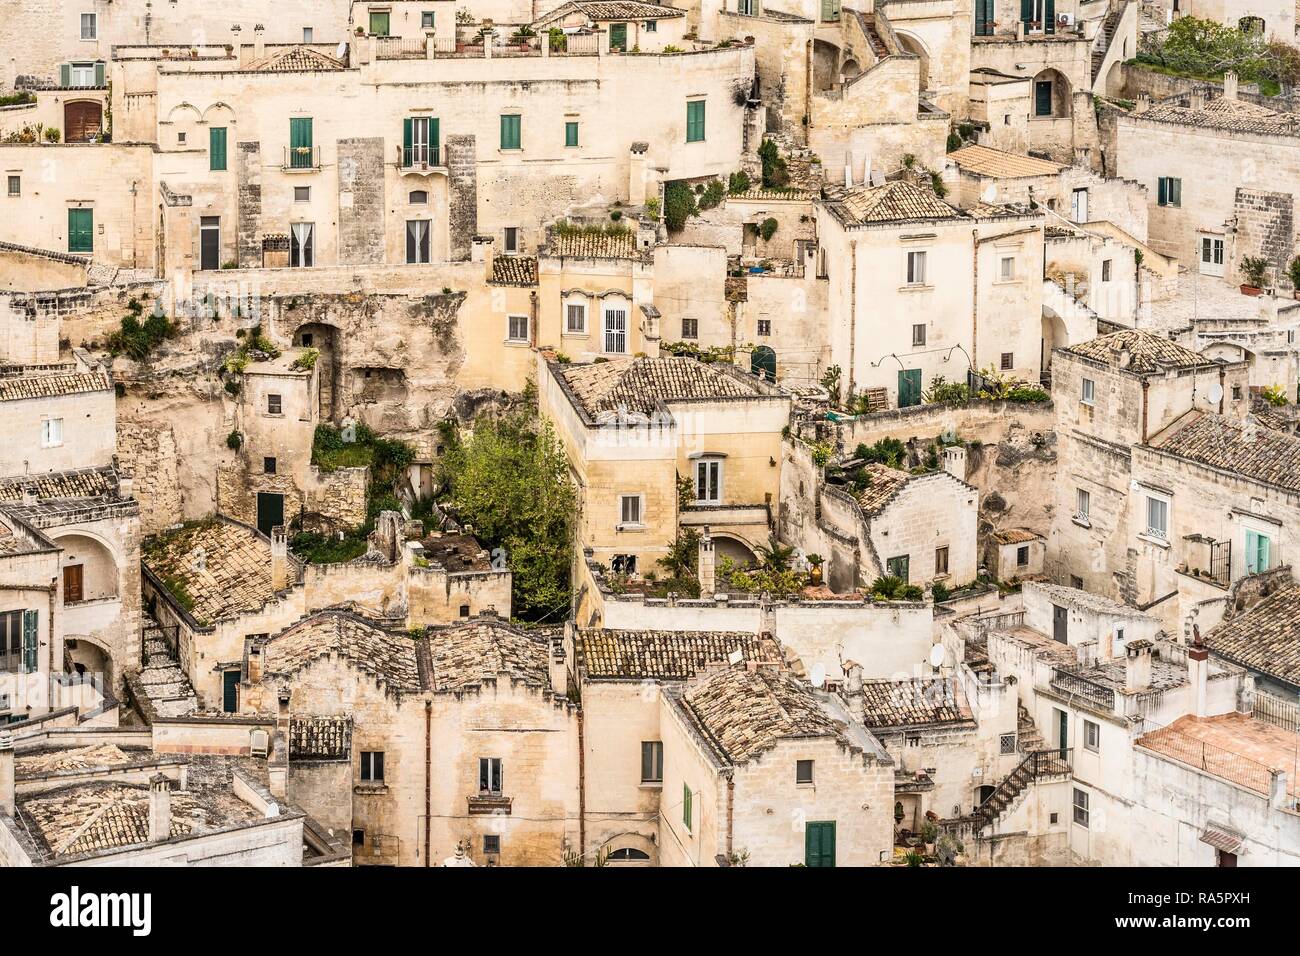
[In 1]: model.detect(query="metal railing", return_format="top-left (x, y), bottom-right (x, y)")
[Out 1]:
top-left (1253, 692), bottom-right (1300, 734)
top-left (1050, 666), bottom-right (1116, 712)
top-left (401, 144), bottom-right (442, 168)
top-left (976, 748), bottom-right (1073, 825)
top-left (1209, 538), bottom-right (1232, 585)
top-left (375, 36), bottom-right (428, 59)
top-left (283, 145), bottom-right (321, 170)
top-left (1142, 728), bottom-right (1296, 802)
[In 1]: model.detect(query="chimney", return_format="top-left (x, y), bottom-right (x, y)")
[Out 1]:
top-left (1135, 93), bottom-right (1150, 114)
top-left (1270, 769), bottom-right (1291, 809)
top-left (697, 526), bottom-right (716, 595)
top-left (472, 235), bottom-right (495, 278)
top-left (0, 732), bottom-right (13, 818)
top-left (270, 525), bottom-right (288, 592)
top-left (1189, 89), bottom-right (1206, 111)
top-left (148, 773), bottom-right (172, 842)
top-left (268, 690), bottom-right (290, 799)
top-left (629, 142), bottom-right (649, 207)
top-left (942, 445), bottom-right (966, 481)
top-left (21, 484), bottom-right (35, 507)
top-left (252, 24), bottom-right (265, 63)
top-left (375, 510), bottom-right (402, 563)
top-left (549, 632), bottom-right (568, 696)
top-left (759, 592), bottom-right (776, 638)
top-left (248, 643), bottom-right (263, 685)
top-left (1099, 628), bottom-right (1114, 662)
top-left (1187, 641), bottom-right (1209, 718)
top-left (845, 662), bottom-right (865, 722)
top-left (1125, 640), bottom-right (1153, 693)
top-left (1223, 70), bottom-right (1238, 101)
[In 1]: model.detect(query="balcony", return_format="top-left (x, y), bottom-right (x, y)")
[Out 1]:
top-left (467, 792), bottom-right (512, 815)
top-left (282, 145), bottom-right (321, 171)
top-left (1049, 666), bottom-right (1115, 713)
top-left (400, 144), bottom-right (445, 175)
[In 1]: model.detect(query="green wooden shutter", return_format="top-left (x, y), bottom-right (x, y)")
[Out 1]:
top-left (1044, 0), bottom-right (1055, 33)
top-left (1020, 0), bottom-right (1032, 25)
top-left (500, 114), bottom-right (520, 150)
top-left (805, 821), bottom-right (836, 867)
top-left (565, 121), bottom-right (578, 147)
top-left (209, 127), bottom-right (227, 171)
top-left (59, 63), bottom-right (71, 87)
top-left (290, 117), bottom-right (313, 168)
top-left (687, 100), bottom-right (705, 142)
top-left (682, 783), bottom-right (692, 830)
top-left (1157, 178), bottom-right (1167, 206)
top-left (1171, 179), bottom-right (1181, 207)
top-left (21, 610), bottom-right (38, 674)
top-left (93, 61), bottom-right (105, 86)
top-left (403, 117), bottom-right (413, 166)
top-left (68, 208), bottom-right (93, 253)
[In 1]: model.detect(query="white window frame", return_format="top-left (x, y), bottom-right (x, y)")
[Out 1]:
top-left (1143, 492), bottom-right (1170, 541)
top-left (294, 186), bottom-right (311, 203)
top-left (906, 250), bottom-right (927, 286)
top-left (41, 417), bottom-right (64, 448)
top-left (1072, 787), bottom-right (1089, 828)
top-left (1000, 255), bottom-right (1015, 281)
top-left (303, 27), bottom-right (314, 42)
top-left (80, 13), bottom-right (97, 40)
top-left (1075, 487), bottom-right (1090, 521)
top-left (603, 303), bottom-right (628, 354)
top-left (564, 300), bottom-right (587, 335)
top-left (506, 314), bottom-right (529, 343)
top-left (640, 741), bottom-right (663, 784)
top-left (618, 493), bottom-right (644, 528)
top-left (69, 62), bottom-right (95, 86)
top-left (290, 222), bottom-right (314, 268)
top-left (1083, 719), bottom-right (1099, 753)
top-left (1080, 377), bottom-right (1095, 406)
top-left (479, 756), bottom-right (503, 795)
top-left (694, 457), bottom-right (723, 504)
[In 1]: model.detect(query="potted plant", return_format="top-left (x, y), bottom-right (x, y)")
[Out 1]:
top-left (920, 820), bottom-right (938, 856)
top-left (1240, 256), bottom-right (1269, 296)
top-left (1288, 257), bottom-right (1300, 299)
top-left (806, 554), bottom-right (824, 586)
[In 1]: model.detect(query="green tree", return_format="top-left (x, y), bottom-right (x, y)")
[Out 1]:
top-left (439, 414), bottom-right (576, 620)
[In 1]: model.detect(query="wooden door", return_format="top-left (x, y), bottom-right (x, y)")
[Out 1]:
top-left (63, 564), bottom-right (84, 603)
top-left (64, 101), bottom-right (102, 142)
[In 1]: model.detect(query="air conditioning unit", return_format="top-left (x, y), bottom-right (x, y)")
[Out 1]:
top-left (1058, 12), bottom-right (1074, 25)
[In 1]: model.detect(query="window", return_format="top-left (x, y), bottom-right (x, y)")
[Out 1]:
top-left (177, 131), bottom-right (186, 145)
top-left (479, 757), bottom-right (503, 795)
top-left (611, 554), bottom-right (637, 576)
top-left (41, 418), bottom-right (63, 448)
top-left (641, 741), bottom-right (663, 783)
top-left (483, 835), bottom-right (500, 855)
top-left (680, 316), bottom-right (698, 339)
top-left (603, 305), bottom-right (628, 353)
top-left (619, 494), bottom-right (642, 526)
top-left (695, 458), bottom-right (722, 503)
top-left (1157, 176), bottom-right (1182, 207)
top-left (6, 175), bottom-right (18, 197)
top-left (368, 10), bottom-right (391, 35)
top-left (406, 219), bottom-right (431, 264)
top-left (408, 190), bottom-right (428, 204)
top-left (796, 760), bottom-right (815, 785)
top-left (1000, 352), bottom-right (1014, 371)
top-left (686, 99), bottom-right (706, 143)
top-left (912, 323), bottom-right (926, 347)
top-left (1080, 377), bottom-right (1095, 405)
top-left (421, 11), bottom-right (436, 28)
top-left (934, 546), bottom-right (948, 576)
top-left (682, 783), bottom-right (693, 831)
top-left (1070, 575), bottom-right (1084, 590)
top-left (757, 319), bottom-right (771, 337)
top-left (1072, 788), bottom-right (1089, 828)
top-left (360, 750), bottom-right (385, 783)
top-left (263, 457), bottom-right (277, 475)
top-left (288, 117), bottom-right (314, 169)
top-left (1145, 495), bottom-right (1168, 539)
top-left (68, 62), bottom-right (96, 87)
top-left (500, 114), bottom-right (521, 150)
top-left (1000, 256), bottom-right (1015, 280)
top-left (886, 554), bottom-right (910, 582)
top-left (209, 127), bottom-right (227, 171)
top-left (566, 303), bottom-right (587, 334)
top-left (352, 828), bottom-right (364, 846)
top-left (303, 27), bottom-right (314, 42)
top-left (267, 394), bottom-right (283, 415)
top-left (1, 610), bottom-right (38, 675)
top-left (290, 222), bottom-right (314, 267)
top-left (459, 604), bottom-right (470, 617)
top-left (1101, 259), bottom-right (1112, 282)
top-left (1017, 545), bottom-right (1029, 567)
top-left (67, 208), bottom-right (93, 253)
top-left (507, 314), bottom-right (529, 342)
top-left (739, 0), bottom-right (756, 13)
top-left (294, 186), bottom-right (311, 202)
top-left (1246, 528), bottom-right (1273, 575)
top-left (565, 121), bottom-right (579, 147)
top-left (999, 733), bottom-right (1017, 755)
top-left (1084, 720), bottom-right (1099, 753)
top-left (1233, 384), bottom-right (1243, 400)
top-left (504, 227), bottom-right (519, 253)
top-left (81, 13), bottom-right (97, 40)
top-left (645, 19), bottom-right (658, 30)
top-left (403, 115), bottom-right (439, 167)
top-left (906, 250), bottom-right (927, 285)
top-left (1070, 187), bottom-right (1088, 223)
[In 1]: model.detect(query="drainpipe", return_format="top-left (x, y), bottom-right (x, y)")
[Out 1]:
top-left (725, 773), bottom-right (735, 863)
top-left (971, 229), bottom-right (980, 367)
top-left (424, 698), bottom-right (432, 866)
top-left (1218, 366), bottom-right (1226, 414)
top-left (529, 290), bottom-right (539, 349)
top-left (1141, 379), bottom-right (1150, 443)
top-left (577, 703), bottom-right (587, 858)
top-left (48, 576), bottom-right (57, 709)
top-left (804, 39), bottom-right (813, 137)
top-left (848, 241), bottom-right (858, 397)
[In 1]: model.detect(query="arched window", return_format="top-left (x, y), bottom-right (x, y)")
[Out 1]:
top-left (606, 847), bottom-right (650, 860)
top-left (409, 190), bottom-right (428, 204)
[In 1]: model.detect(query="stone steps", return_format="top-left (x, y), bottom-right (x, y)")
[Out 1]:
top-left (136, 619), bottom-right (198, 718)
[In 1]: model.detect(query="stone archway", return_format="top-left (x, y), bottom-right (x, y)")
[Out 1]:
top-left (813, 38), bottom-right (842, 93)
top-left (64, 100), bottom-right (102, 142)
top-left (1031, 68), bottom-right (1072, 119)
top-left (294, 322), bottom-right (341, 421)
top-left (893, 32), bottom-right (930, 91)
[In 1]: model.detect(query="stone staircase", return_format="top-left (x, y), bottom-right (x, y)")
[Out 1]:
top-left (1017, 704), bottom-right (1046, 754)
top-left (860, 14), bottom-right (890, 61)
top-left (134, 620), bottom-right (198, 719)
top-left (1090, 2), bottom-right (1126, 85)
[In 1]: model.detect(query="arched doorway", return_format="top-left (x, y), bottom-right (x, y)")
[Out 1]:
top-left (894, 33), bottom-right (930, 91)
top-left (293, 322), bottom-right (341, 421)
top-left (53, 532), bottom-right (119, 604)
top-left (751, 345), bottom-right (776, 382)
top-left (813, 39), bottom-right (842, 92)
top-left (1031, 69), bottom-right (1071, 119)
top-left (64, 100), bottom-right (103, 142)
top-left (714, 535), bottom-right (758, 568)
top-left (975, 785), bottom-right (996, 811)
top-left (841, 57), bottom-right (861, 81)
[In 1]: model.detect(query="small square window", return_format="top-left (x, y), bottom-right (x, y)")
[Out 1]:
top-left (300, 333), bottom-right (313, 347)
top-left (42, 418), bottom-right (63, 448)
top-left (1084, 719), bottom-right (1100, 753)
top-left (263, 457), bottom-right (277, 475)
top-left (999, 733), bottom-right (1017, 755)
top-left (1232, 384), bottom-right (1243, 400)
top-left (796, 759), bottom-right (814, 785)
top-left (459, 604), bottom-right (471, 617)
top-left (421, 11), bottom-right (436, 28)
top-left (619, 494), bottom-right (642, 525)
top-left (912, 323), bottom-right (926, 347)
top-left (1049, 812), bottom-right (1059, 824)
top-left (1071, 575), bottom-right (1084, 589)
top-left (303, 27), bottom-right (314, 42)
top-left (681, 317), bottom-right (698, 339)
top-left (507, 314), bottom-right (529, 342)
top-left (1000, 352), bottom-right (1014, 371)
top-left (267, 394), bottom-right (282, 415)
top-left (644, 19), bottom-right (657, 30)
top-left (1000, 256), bottom-right (1015, 280)
top-left (483, 834), bottom-right (500, 855)
top-left (757, 319), bottom-right (771, 337)
top-left (1016, 544), bottom-right (1029, 566)
top-left (177, 131), bottom-right (186, 145)
top-left (6, 175), bottom-right (18, 197)
top-left (294, 186), bottom-right (311, 202)
top-left (360, 750), bottom-right (384, 783)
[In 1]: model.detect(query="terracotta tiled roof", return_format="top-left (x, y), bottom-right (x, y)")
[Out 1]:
top-left (265, 612), bottom-right (421, 694)
top-left (490, 255), bottom-right (538, 286)
top-left (289, 715), bottom-right (353, 760)
top-left (1024, 581), bottom-right (1154, 618)
top-left (1204, 582), bottom-right (1300, 689)
top-left (949, 144), bottom-right (1063, 178)
top-left (681, 666), bottom-right (845, 765)
top-left (0, 367), bottom-right (111, 402)
top-left (576, 629), bottom-right (767, 679)
top-left (537, 0), bottom-right (686, 23)
top-left (733, 187), bottom-right (813, 202)
top-left (1148, 410), bottom-right (1300, 493)
top-left (251, 46), bottom-right (345, 73)
top-left (990, 527), bottom-right (1040, 545)
top-left (546, 228), bottom-right (638, 259)
top-left (0, 466), bottom-right (119, 504)
top-left (836, 180), bottom-right (961, 224)
top-left (1064, 329), bottom-right (1211, 373)
top-left (558, 356), bottom-right (773, 418)
top-left (1139, 96), bottom-right (1298, 138)
top-left (16, 744), bottom-right (139, 776)
top-left (854, 463), bottom-right (912, 515)
top-left (426, 617), bottom-right (552, 692)
top-left (855, 678), bottom-right (973, 728)
top-left (143, 518), bottom-right (300, 627)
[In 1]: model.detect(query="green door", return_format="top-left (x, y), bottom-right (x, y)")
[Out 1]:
top-left (1035, 80), bottom-right (1053, 117)
top-left (209, 127), bottom-right (227, 171)
top-left (751, 346), bottom-right (776, 382)
top-left (369, 11), bottom-right (390, 35)
top-left (1245, 530), bottom-right (1271, 575)
top-left (898, 368), bottom-right (921, 407)
top-left (289, 117), bottom-right (313, 168)
top-left (256, 492), bottom-right (284, 538)
top-left (222, 669), bottom-right (239, 713)
top-left (67, 208), bottom-right (93, 253)
top-left (609, 22), bottom-right (627, 50)
top-left (1057, 709), bottom-right (1068, 759)
top-left (975, 0), bottom-right (994, 34)
top-left (21, 610), bottom-right (38, 674)
top-left (805, 821), bottom-right (836, 867)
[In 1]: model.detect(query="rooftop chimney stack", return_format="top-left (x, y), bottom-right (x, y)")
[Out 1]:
top-left (268, 691), bottom-right (290, 799)
top-left (0, 732), bottom-right (14, 818)
top-left (270, 525), bottom-right (288, 592)
top-left (629, 142), bottom-right (649, 206)
top-left (1125, 640), bottom-right (1153, 693)
top-left (1135, 93), bottom-right (1150, 114)
top-left (148, 773), bottom-right (172, 843)
top-left (1189, 88), bottom-right (1206, 111)
top-left (1223, 70), bottom-right (1239, 101)
top-left (698, 526), bottom-right (716, 596)
top-left (252, 24), bottom-right (265, 64)
top-left (1188, 632), bottom-right (1210, 717)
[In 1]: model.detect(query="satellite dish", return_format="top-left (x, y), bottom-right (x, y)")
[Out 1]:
top-left (336, 41), bottom-right (348, 60)
top-left (809, 663), bottom-right (826, 689)
top-left (1207, 383), bottom-right (1224, 404)
top-left (929, 644), bottom-right (946, 669)
top-left (981, 183), bottom-right (997, 203)
top-left (727, 648), bottom-right (743, 666)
